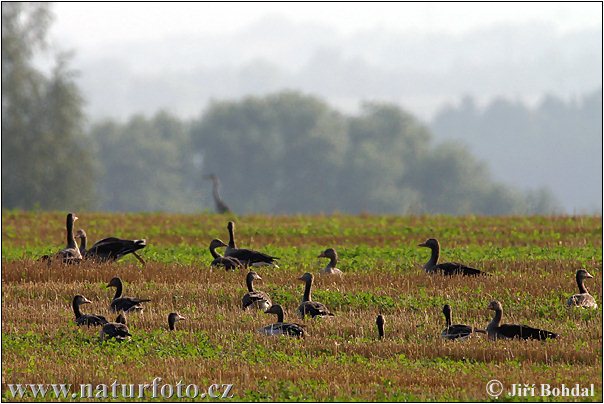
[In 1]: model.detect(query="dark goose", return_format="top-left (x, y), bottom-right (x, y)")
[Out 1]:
top-left (209, 239), bottom-right (242, 270)
top-left (168, 312), bottom-right (186, 331)
top-left (418, 238), bottom-right (487, 276)
top-left (259, 304), bottom-right (305, 337)
top-left (441, 304), bottom-right (485, 340)
top-left (204, 174), bottom-right (231, 214)
top-left (297, 272), bottom-right (334, 319)
top-left (241, 271), bottom-right (272, 311)
top-left (567, 269), bottom-right (597, 309)
top-left (72, 295), bottom-right (108, 327)
top-left (83, 231), bottom-right (147, 265)
top-left (224, 221), bottom-right (279, 267)
top-left (41, 213), bottom-right (82, 264)
top-left (107, 277), bottom-right (151, 313)
top-left (100, 314), bottom-right (131, 341)
top-left (376, 314), bottom-right (385, 340)
top-left (318, 248), bottom-right (343, 275)
top-left (486, 300), bottom-right (557, 341)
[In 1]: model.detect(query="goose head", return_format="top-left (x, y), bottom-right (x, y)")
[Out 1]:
top-left (264, 304), bottom-right (284, 315)
top-left (577, 269), bottom-right (594, 280)
top-left (74, 229), bottom-right (86, 239)
top-left (73, 295), bottom-right (92, 306)
top-left (487, 300), bottom-right (503, 311)
top-left (247, 271), bottom-right (262, 282)
top-left (106, 277), bottom-right (122, 289)
top-left (227, 221), bottom-right (235, 231)
top-left (318, 248), bottom-right (337, 260)
top-left (442, 304), bottom-right (452, 316)
top-left (418, 238), bottom-right (439, 248)
top-left (168, 312), bottom-right (186, 330)
top-left (115, 313), bottom-right (127, 325)
top-left (298, 272), bottom-right (314, 283)
top-left (209, 239), bottom-right (228, 250)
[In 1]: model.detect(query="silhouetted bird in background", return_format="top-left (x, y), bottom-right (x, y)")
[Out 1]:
top-left (204, 174), bottom-right (231, 214)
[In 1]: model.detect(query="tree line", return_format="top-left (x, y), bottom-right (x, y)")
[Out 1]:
top-left (2, 3), bottom-right (559, 215)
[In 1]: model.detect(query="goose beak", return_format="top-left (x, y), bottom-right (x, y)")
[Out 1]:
top-left (82, 297), bottom-right (92, 304)
top-left (73, 216), bottom-right (79, 221)
top-left (585, 272), bottom-right (594, 279)
top-left (418, 242), bottom-right (427, 247)
top-left (178, 315), bottom-right (186, 321)
top-left (317, 252), bottom-right (326, 258)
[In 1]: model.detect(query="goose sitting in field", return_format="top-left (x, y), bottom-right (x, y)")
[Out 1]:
top-left (241, 271), bottom-right (272, 310)
top-left (72, 295), bottom-right (108, 327)
top-left (418, 238), bottom-right (486, 276)
top-left (441, 304), bottom-right (485, 340)
top-left (376, 314), bottom-right (385, 340)
top-left (486, 300), bottom-right (557, 341)
top-left (100, 314), bottom-right (131, 342)
top-left (41, 213), bottom-right (82, 264)
top-left (168, 312), bottom-right (186, 331)
top-left (224, 221), bottom-right (279, 267)
top-left (297, 272), bottom-right (335, 318)
top-left (567, 269), bottom-right (597, 309)
top-left (106, 277), bottom-right (151, 313)
top-left (318, 248), bottom-right (343, 275)
top-left (209, 239), bottom-right (242, 270)
top-left (76, 229), bottom-right (146, 265)
top-left (258, 304), bottom-right (306, 337)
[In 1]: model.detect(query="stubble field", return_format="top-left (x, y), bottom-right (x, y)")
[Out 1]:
top-left (1, 211), bottom-right (602, 401)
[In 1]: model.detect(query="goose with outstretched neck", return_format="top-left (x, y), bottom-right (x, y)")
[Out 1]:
top-left (106, 277), bottom-right (151, 313)
top-left (168, 312), bottom-right (186, 331)
top-left (486, 300), bottom-right (557, 341)
top-left (441, 304), bottom-right (485, 340)
top-left (297, 272), bottom-right (334, 318)
top-left (567, 269), bottom-right (597, 308)
top-left (204, 174), bottom-right (231, 214)
top-left (241, 271), bottom-right (272, 310)
top-left (209, 239), bottom-right (242, 270)
top-left (224, 221), bottom-right (279, 267)
top-left (376, 314), bottom-right (385, 340)
top-left (258, 304), bottom-right (305, 337)
top-left (72, 295), bottom-right (108, 327)
top-left (40, 213), bottom-right (81, 264)
top-left (418, 238), bottom-right (487, 276)
top-left (318, 248), bottom-right (343, 275)
top-left (100, 314), bottom-right (131, 342)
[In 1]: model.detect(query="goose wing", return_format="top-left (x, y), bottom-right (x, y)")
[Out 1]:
top-left (567, 293), bottom-right (597, 308)
top-left (211, 256), bottom-right (242, 270)
top-left (87, 237), bottom-right (146, 261)
top-left (435, 262), bottom-right (485, 276)
top-left (298, 301), bottom-right (334, 318)
top-left (101, 322), bottom-right (131, 340)
top-left (498, 324), bottom-right (557, 340)
top-left (110, 297), bottom-right (151, 313)
top-left (441, 324), bottom-right (474, 340)
top-left (242, 291), bottom-right (272, 310)
top-left (76, 314), bottom-right (108, 327)
top-left (226, 248), bottom-right (278, 266)
top-left (259, 322), bottom-right (305, 337)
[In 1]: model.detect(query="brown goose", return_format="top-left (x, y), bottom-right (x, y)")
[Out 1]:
top-left (318, 248), bottom-right (343, 275)
top-left (258, 304), bottom-right (305, 337)
top-left (567, 269), bottom-right (597, 308)
top-left (72, 295), bottom-right (108, 327)
top-left (100, 314), bottom-right (131, 341)
top-left (241, 271), bottom-right (272, 310)
top-left (168, 312), bottom-right (186, 331)
top-left (204, 173), bottom-right (231, 214)
top-left (80, 230), bottom-right (146, 265)
top-left (224, 221), bottom-right (279, 267)
top-left (209, 239), bottom-right (242, 270)
top-left (441, 304), bottom-right (485, 340)
top-left (486, 300), bottom-right (557, 341)
top-left (376, 314), bottom-right (385, 339)
top-left (297, 272), bottom-right (334, 318)
top-left (107, 277), bottom-right (151, 313)
top-left (41, 213), bottom-right (83, 264)
top-left (418, 238), bottom-right (486, 276)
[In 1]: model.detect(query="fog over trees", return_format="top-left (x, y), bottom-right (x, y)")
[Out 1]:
top-left (2, 4), bottom-right (600, 214)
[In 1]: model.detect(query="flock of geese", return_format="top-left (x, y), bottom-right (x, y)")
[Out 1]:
top-left (41, 213), bottom-right (597, 342)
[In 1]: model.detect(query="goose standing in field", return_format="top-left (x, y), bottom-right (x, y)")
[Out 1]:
top-left (225, 221), bottom-right (279, 267)
top-left (100, 314), bottom-right (131, 342)
top-left (258, 304), bottom-right (305, 337)
top-left (376, 314), bottom-right (385, 339)
top-left (241, 271), bottom-right (272, 310)
top-left (204, 173), bottom-right (232, 214)
top-left (81, 231), bottom-right (147, 265)
top-left (168, 312), bottom-right (186, 331)
top-left (72, 295), bottom-right (108, 327)
top-left (418, 238), bottom-right (486, 276)
top-left (318, 248), bottom-right (343, 275)
top-left (106, 277), bottom-right (151, 313)
top-left (297, 272), bottom-right (335, 319)
top-left (40, 213), bottom-right (82, 264)
top-left (567, 269), bottom-right (597, 308)
top-left (486, 300), bottom-right (557, 341)
top-left (441, 304), bottom-right (485, 340)
top-left (209, 239), bottom-right (242, 270)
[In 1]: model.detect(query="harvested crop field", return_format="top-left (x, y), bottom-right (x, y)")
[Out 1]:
top-left (2, 212), bottom-right (602, 401)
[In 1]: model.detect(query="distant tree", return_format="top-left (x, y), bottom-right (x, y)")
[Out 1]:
top-left (2, 3), bottom-right (94, 209)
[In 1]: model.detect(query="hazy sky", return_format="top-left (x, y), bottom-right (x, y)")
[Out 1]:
top-left (50, 2), bottom-right (601, 49)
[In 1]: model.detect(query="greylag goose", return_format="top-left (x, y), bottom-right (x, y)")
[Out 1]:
top-left (241, 271), bottom-right (272, 310)
top-left (376, 314), bottom-right (385, 339)
top-left (318, 248), bottom-right (343, 275)
top-left (204, 174), bottom-right (231, 214)
top-left (486, 300), bottom-right (557, 341)
top-left (209, 239), bottom-right (242, 270)
top-left (418, 238), bottom-right (486, 276)
top-left (107, 277), bottom-right (151, 313)
top-left (100, 314), bottom-right (131, 341)
top-left (567, 269), bottom-right (597, 308)
top-left (75, 229), bottom-right (87, 256)
top-left (297, 272), bottom-right (334, 318)
top-left (441, 304), bottom-right (485, 340)
top-left (168, 312), bottom-right (186, 331)
top-left (83, 233), bottom-right (146, 265)
top-left (72, 295), bottom-right (108, 327)
top-left (258, 304), bottom-right (305, 337)
top-left (224, 221), bottom-right (279, 267)
top-left (41, 213), bottom-right (82, 264)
